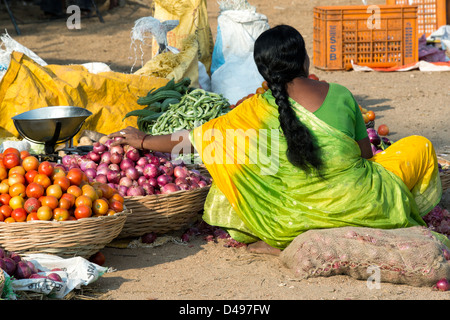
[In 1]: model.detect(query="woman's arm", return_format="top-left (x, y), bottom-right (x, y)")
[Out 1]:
top-left (108, 127), bottom-right (195, 154)
top-left (357, 137), bottom-right (373, 159)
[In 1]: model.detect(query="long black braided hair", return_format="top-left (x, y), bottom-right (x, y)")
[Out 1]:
top-left (253, 25), bottom-right (323, 174)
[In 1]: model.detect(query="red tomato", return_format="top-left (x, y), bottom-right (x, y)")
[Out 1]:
top-left (93, 198), bottom-right (109, 216)
top-left (0, 194), bottom-right (11, 205)
top-left (11, 208), bottom-right (27, 222)
top-left (3, 153), bottom-right (20, 169)
top-left (26, 212), bottom-right (39, 221)
top-left (66, 168), bottom-right (85, 186)
top-left (26, 182), bottom-right (45, 199)
top-left (0, 204), bottom-right (12, 218)
top-left (22, 156), bottom-right (39, 172)
top-left (308, 74), bottom-right (320, 81)
top-left (33, 173), bottom-right (51, 189)
top-left (38, 161), bottom-right (54, 176)
top-left (377, 124), bottom-right (390, 136)
top-left (53, 208), bottom-right (70, 221)
top-left (40, 195), bottom-right (59, 210)
top-left (366, 110), bottom-right (376, 121)
top-left (74, 205), bottom-right (92, 219)
top-left (89, 251), bottom-right (106, 266)
top-left (36, 206), bottom-right (53, 220)
top-left (25, 169), bottom-right (38, 184)
top-left (24, 197), bottom-right (41, 213)
top-left (3, 148), bottom-right (20, 157)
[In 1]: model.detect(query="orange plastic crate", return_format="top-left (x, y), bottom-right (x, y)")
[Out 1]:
top-left (386, 0), bottom-right (447, 36)
top-left (313, 5), bottom-right (418, 70)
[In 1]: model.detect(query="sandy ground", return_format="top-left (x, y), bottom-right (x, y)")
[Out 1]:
top-left (1, 0), bottom-right (450, 302)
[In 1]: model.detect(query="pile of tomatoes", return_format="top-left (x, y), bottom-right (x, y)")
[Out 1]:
top-left (0, 147), bottom-right (124, 223)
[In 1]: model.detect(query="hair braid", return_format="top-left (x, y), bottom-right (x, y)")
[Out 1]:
top-left (254, 25), bottom-right (323, 174)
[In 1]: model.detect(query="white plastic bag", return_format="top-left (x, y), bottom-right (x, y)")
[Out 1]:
top-left (9, 253), bottom-right (109, 299)
top-left (211, 0), bottom-right (269, 104)
top-left (0, 31), bottom-right (47, 81)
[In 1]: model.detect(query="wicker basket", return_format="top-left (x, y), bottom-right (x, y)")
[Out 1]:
top-left (0, 210), bottom-right (130, 259)
top-left (118, 186), bottom-right (210, 238)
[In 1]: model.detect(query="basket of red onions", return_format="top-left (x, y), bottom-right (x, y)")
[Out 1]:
top-left (61, 139), bottom-right (212, 238)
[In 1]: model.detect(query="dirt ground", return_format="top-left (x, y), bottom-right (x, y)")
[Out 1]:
top-left (1, 0), bottom-right (450, 302)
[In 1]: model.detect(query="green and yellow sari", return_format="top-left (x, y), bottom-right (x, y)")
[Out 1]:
top-left (190, 90), bottom-right (442, 249)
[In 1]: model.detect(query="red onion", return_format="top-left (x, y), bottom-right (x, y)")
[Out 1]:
top-left (174, 166), bottom-right (188, 179)
top-left (100, 151), bottom-right (111, 164)
top-left (189, 181), bottom-right (200, 189)
top-left (435, 278), bottom-right (449, 291)
top-left (84, 168), bottom-right (97, 180)
top-left (141, 232), bottom-right (157, 244)
top-left (109, 163), bottom-right (120, 172)
top-left (88, 151), bottom-right (101, 162)
top-left (142, 183), bottom-right (155, 195)
top-left (127, 185), bottom-right (145, 196)
top-left (0, 248), bottom-right (5, 259)
top-left (47, 273), bottom-right (63, 282)
top-left (135, 165), bottom-right (144, 176)
top-left (103, 139), bottom-right (114, 148)
top-left (148, 178), bottom-right (158, 187)
top-left (150, 156), bottom-right (160, 166)
top-left (120, 158), bottom-right (134, 171)
top-left (178, 183), bottom-right (190, 190)
top-left (189, 175), bottom-right (201, 185)
top-left (197, 180), bottom-right (208, 188)
top-left (117, 185), bottom-right (128, 197)
top-left (93, 141), bottom-right (106, 154)
top-left (96, 164), bottom-right (110, 177)
top-left (29, 274), bottom-right (47, 279)
top-left (107, 170), bottom-right (121, 184)
top-left (9, 251), bottom-right (21, 263)
top-left (62, 155), bottom-right (78, 168)
top-left (126, 148), bottom-right (140, 162)
top-left (119, 176), bottom-right (133, 187)
top-left (26, 261), bottom-right (38, 274)
top-left (95, 174), bottom-right (107, 184)
top-left (161, 183), bottom-right (180, 194)
top-left (110, 152), bottom-right (123, 164)
top-left (110, 145), bottom-right (124, 155)
top-left (160, 162), bottom-right (174, 176)
top-left (137, 176), bottom-right (148, 186)
top-left (2, 257), bottom-right (16, 276)
top-left (14, 261), bottom-right (32, 279)
top-left (157, 174), bottom-right (170, 187)
top-left (125, 167), bottom-right (140, 180)
top-left (175, 177), bottom-right (188, 185)
top-left (144, 163), bottom-right (159, 179)
top-left (80, 159), bottom-right (97, 171)
top-left (137, 157), bottom-right (149, 167)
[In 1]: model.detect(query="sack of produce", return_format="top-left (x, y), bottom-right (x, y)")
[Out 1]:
top-left (1, 248), bottom-right (108, 299)
top-left (210, 0), bottom-right (269, 104)
top-left (280, 226), bottom-right (450, 287)
top-left (151, 0), bottom-right (214, 73)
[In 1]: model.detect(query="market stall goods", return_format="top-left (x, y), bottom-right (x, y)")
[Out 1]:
top-left (281, 226), bottom-right (450, 288)
top-left (125, 78), bottom-right (231, 136)
top-left (0, 147), bottom-right (129, 258)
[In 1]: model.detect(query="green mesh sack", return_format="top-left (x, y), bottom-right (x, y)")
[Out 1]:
top-left (281, 226), bottom-right (450, 287)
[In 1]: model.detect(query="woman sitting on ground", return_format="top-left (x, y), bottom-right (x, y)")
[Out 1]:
top-left (109, 25), bottom-right (443, 255)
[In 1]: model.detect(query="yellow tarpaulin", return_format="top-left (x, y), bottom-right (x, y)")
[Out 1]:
top-left (0, 51), bottom-right (168, 142)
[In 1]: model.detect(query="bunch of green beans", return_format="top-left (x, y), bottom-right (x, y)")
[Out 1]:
top-left (149, 88), bottom-right (230, 135)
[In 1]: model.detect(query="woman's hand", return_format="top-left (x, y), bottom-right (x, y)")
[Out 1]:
top-left (108, 126), bottom-right (148, 149)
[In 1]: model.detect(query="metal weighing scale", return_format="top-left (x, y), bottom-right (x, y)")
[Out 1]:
top-left (12, 106), bottom-right (93, 159)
